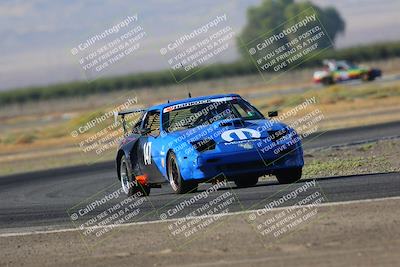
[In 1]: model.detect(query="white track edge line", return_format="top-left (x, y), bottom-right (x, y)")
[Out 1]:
top-left (1, 195), bottom-right (400, 237)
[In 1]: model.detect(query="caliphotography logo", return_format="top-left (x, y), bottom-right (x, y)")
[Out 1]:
top-left (1, 1), bottom-right (400, 267)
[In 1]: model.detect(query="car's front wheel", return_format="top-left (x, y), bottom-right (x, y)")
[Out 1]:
top-left (321, 76), bottom-right (334, 85)
top-left (275, 168), bottom-right (302, 184)
top-left (120, 155), bottom-right (150, 197)
top-left (167, 152), bottom-right (198, 194)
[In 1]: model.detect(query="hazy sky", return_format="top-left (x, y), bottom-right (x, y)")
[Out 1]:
top-left (1, 0), bottom-right (399, 90)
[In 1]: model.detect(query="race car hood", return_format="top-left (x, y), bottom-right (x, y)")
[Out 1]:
top-left (168, 118), bottom-right (289, 144)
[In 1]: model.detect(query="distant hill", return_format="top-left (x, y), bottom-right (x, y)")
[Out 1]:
top-left (1, 0), bottom-right (399, 91)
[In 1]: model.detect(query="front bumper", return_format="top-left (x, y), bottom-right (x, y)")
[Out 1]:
top-left (180, 138), bottom-right (304, 181)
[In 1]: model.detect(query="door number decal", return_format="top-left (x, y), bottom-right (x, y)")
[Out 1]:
top-left (144, 142), bottom-right (152, 165)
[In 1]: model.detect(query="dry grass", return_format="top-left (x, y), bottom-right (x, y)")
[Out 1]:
top-left (1, 58), bottom-right (400, 175)
top-left (303, 139), bottom-right (400, 178)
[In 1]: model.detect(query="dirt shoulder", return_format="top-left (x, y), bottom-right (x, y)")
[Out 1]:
top-left (1, 197), bottom-right (399, 267)
top-left (302, 138), bottom-right (400, 178)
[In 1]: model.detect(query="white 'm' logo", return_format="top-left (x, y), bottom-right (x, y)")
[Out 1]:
top-left (221, 128), bottom-right (260, 142)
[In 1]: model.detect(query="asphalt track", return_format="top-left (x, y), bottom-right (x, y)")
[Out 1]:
top-left (0, 121), bottom-right (399, 232)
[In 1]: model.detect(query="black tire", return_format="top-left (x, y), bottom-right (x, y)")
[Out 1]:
top-left (321, 76), bottom-right (334, 86)
top-left (120, 155), bottom-right (150, 197)
top-left (361, 73), bottom-right (370, 81)
top-left (234, 176), bottom-right (259, 188)
top-left (362, 73), bottom-right (375, 81)
top-left (167, 152), bottom-right (198, 194)
top-left (275, 168), bottom-right (302, 184)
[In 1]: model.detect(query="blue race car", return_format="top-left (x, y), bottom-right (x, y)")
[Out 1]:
top-left (115, 94), bottom-right (304, 196)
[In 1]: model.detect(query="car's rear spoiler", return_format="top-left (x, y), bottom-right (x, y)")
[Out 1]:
top-left (113, 108), bottom-right (146, 134)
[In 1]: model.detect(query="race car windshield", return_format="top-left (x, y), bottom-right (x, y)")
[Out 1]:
top-left (163, 98), bottom-right (263, 132)
top-left (337, 61), bottom-right (356, 70)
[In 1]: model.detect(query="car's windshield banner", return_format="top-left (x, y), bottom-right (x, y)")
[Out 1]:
top-left (163, 96), bottom-right (237, 113)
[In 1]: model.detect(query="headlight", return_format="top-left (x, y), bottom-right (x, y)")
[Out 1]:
top-left (191, 138), bottom-right (216, 152)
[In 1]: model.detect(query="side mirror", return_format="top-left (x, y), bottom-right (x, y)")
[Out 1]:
top-left (268, 111), bottom-right (278, 118)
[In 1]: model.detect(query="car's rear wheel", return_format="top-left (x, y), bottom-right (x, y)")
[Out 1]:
top-left (120, 155), bottom-right (150, 197)
top-left (361, 73), bottom-right (369, 81)
top-left (362, 72), bottom-right (375, 81)
top-left (168, 152), bottom-right (198, 194)
top-left (275, 168), bottom-right (302, 184)
top-left (234, 176), bottom-right (259, 187)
